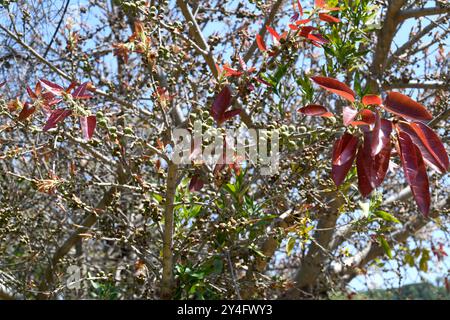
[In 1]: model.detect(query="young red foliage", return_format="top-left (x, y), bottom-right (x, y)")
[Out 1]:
top-left (383, 92), bottom-right (432, 121)
top-left (18, 102), bottom-right (36, 121)
top-left (43, 109), bottom-right (72, 132)
top-left (396, 121), bottom-right (449, 174)
top-left (310, 76), bottom-right (356, 102)
top-left (256, 34), bottom-right (267, 52)
top-left (318, 13), bottom-right (340, 23)
top-left (362, 94), bottom-right (382, 106)
top-left (298, 104), bottom-right (334, 118)
top-left (266, 25), bottom-right (281, 45)
top-left (331, 133), bottom-right (359, 186)
top-left (397, 131), bottom-right (430, 216)
top-left (80, 116), bottom-right (97, 140)
top-left (371, 112), bottom-right (392, 157)
top-left (189, 174), bottom-right (204, 192)
top-left (210, 86), bottom-right (241, 125)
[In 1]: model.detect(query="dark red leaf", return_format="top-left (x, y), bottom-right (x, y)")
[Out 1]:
top-left (0, 80), bottom-right (5, 88)
top-left (318, 13), bottom-right (340, 23)
top-left (333, 133), bottom-right (359, 166)
top-left (80, 115), bottom-right (96, 140)
top-left (72, 82), bottom-right (93, 99)
top-left (299, 26), bottom-right (317, 38)
top-left (298, 104), bottom-right (334, 118)
top-left (360, 109), bottom-right (376, 124)
top-left (43, 109), bottom-right (72, 132)
top-left (256, 34), bottom-right (267, 52)
top-left (211, 86), bottom-right (235, 124)
top-left (331, 133), bottom-right (358, 186)
top-left (397, 131), bottom-right (430, 216)
top-left (362, 94), bottom-right (382, 106)
top-left (18, 102), bottom-right (36, 120)
top-left (343, 106), bottom-right (358, 126)
top-left (371, 114), bottom-right (392, 157)
top-left (311, 76), bottom-right (356, 102)
top-left (383, 92), bottom-right (433, 121)
top-left (356, 145), bottom-right (373, 197)
top-left (222, 109), bottom-right (242, 121)
top-left (396, 121), bottom-right (449, 174)
top-left (357, 128), bottom-right (392, 197)
top-left (307, 33), bottom-right (329, 45)
top-left (189, 174), bottom-right (204, 192)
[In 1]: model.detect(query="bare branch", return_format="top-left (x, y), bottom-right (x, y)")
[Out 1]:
top-left (398, 6), bottom-right (450, 21)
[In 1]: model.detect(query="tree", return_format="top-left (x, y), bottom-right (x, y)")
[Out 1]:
top-left (0, 0), bottom-right (448, 300)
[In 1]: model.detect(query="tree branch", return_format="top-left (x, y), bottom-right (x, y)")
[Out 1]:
top-left (242, 0), bottom-right (285, 63)
top-left (398, 6), bottom-right (450, 21)
top-left (367, 0), bottom-right (406, 92)
top-left (383, 81), bottom-right (448, 90)
top-left (160, 162), bottom-right (178, 299)
top-left (386, 15), bottom-right (449, 67)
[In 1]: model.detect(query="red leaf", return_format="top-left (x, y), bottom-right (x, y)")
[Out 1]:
top-left (356, 145), bottom-right (374, 197)
top-left (396, 121), bottom-right (449, 174)
top-left (311, 76), bottom-right (356, 102)
top-left (360, 109), bottom-right (376, 124)
top-left (222, 65), bottom-right (243, 77)
top-left (350, 109), bottom-right (376, 127)
top-left (331, 133), bottom-right (358, 186)
top-left (266, 25), bottom-right (281, 45)
top-left (222, 109), bottom-right (242, 121)
top-left (189, 174), bottom-right (204, 192)
top-left (0, 80), bottom-right (5, 88)
top-left (315, 0), bottom-right (326, 8)
top-left (256, 34), bottom-right (267, 52)
top-left (40, 79), bottom-right (65, 96)
top-left (298, 104), bottom-right (334, 118)
top-left (72, 82), bottom-right (93, 99)
top-left (43, 109), bottom-right (72, 131)
top-left (297, 0), bottom-right (303, 16)
top-left (333, 133), bottom-right (359, 166)
top-left (80, 115), bottom-right (97, 140)
top-left (362, 94), bottom-right (382, 106)
top-left (357, 129), bottom-right (392, 197)
top-left (26, 86), bottom-right (38, 100)
top-left (295, 19), bottom-right (311, 25)
top-left (307, 33), bottom-right (329, 45)
top-left (397, 131), bottom-right (430, 216)
top-left (299, 26), bottom-right (317, 37)
top-left (343, 106), bottom-right (358, 126)
top-left (18, 102), bottom-right (36, 120)
top-left (318, 13), bottom-right (340, 23)
top-left (371, 113), bottom-right (392, 157)
top-left (383, 92), bottom-right (433, 121)
top-left (211, 86), bottom-right (239, 124)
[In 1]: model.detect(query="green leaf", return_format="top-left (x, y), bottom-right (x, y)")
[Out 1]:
top-left (377, 235), bottom-right (393, 259)
top-left (374, 210), bottom-right (400, 224)
top-left (286, 237), bottom-right (296, 256)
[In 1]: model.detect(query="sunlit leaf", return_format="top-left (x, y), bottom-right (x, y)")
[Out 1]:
top-left (311, 76), bottom-right (356, 102)
top-left (383, 92), bottom-right (432, 121)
